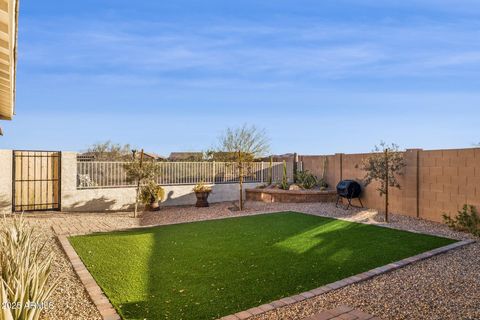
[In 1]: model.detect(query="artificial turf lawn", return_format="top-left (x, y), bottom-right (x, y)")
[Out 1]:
top-left (69, 212), bottom-right (456, 320)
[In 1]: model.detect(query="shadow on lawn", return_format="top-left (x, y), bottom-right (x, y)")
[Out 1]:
top-left (120, 214), bottom-right (363, 320)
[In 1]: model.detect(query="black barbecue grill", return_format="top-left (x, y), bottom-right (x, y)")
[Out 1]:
top-left (336, 180), bottom-right (364, 209)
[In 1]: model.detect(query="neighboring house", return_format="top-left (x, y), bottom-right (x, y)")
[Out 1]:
top-left (168, 152), bottom-right (204, 162)
top-left (142, 152), bottom-right (167, 162)
top-left (76, 153), bottom-right (97, 162)
top-left (0, 0), bottom-right (19, 135)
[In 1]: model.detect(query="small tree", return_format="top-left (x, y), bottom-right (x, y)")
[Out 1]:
top-left (362, 142), bottom-right (406, 222)
top-left (124, 150), bottom-right (160, 217)
top-left (215, 125), bottom-right (270, 210)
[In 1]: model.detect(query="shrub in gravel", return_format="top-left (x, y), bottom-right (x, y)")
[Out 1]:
top-left (443, 204), bottom-right (480, 236)
top-left (0, 216), bottom-right (57, 320)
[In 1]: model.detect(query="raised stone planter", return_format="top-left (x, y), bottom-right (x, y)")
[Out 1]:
top-left (246, 188), bottom-right (337, 203)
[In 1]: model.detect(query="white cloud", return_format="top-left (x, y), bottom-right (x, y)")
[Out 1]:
top-left (18, 16), bottom-right (480, 88)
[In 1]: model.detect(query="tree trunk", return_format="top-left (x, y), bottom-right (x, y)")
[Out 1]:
top-left (384, 149), bottom-right (389, 223)
top-left (239, 164), bottom-right (244, 211)
top-left (134, 149), bottom-right (144, 218)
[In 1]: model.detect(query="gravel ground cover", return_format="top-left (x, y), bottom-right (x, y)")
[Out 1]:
top-left (13, 201), bottom-right (478, 320)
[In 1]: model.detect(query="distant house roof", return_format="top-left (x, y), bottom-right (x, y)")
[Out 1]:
top-left (142, 152), bottom-right (167, 161)
top-left (168, 152), bottom-right (204, 161)
top-left (260, 153), bottom-right (297, 162)
top-left (77, 153), bottom-right (96, 161)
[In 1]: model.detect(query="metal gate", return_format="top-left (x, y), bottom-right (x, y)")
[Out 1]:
top-left (12, 150), bottom-right (61, 212)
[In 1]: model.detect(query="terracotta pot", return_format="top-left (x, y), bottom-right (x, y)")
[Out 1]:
top-left (195, 191), bottom-right (210, 207)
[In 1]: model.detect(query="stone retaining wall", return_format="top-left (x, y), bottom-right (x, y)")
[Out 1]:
top-left (246, 188), bottom-right (337, 203)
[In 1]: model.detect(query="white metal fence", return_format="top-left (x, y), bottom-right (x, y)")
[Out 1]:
top-left (77, 161), bottom-right (296, 189)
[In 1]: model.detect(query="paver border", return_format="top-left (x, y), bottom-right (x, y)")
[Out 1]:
top-left (57, 235), bottom-right (121, 320)
top-left (219, 239), bottom-right (475, 320)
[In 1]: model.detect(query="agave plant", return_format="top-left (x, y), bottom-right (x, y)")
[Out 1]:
top-left (0, 215), bottom-right (58, 320)
top-left (1, 279), bottom-right (13, 320)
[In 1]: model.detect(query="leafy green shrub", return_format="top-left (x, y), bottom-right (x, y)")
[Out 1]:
top-left (193, 181), bottom-right (212, 193)
top-left (0, 216), bottom-right (57, 320)
top-left (443, 204), bottom-right (480, 236)
top-left (139, 182), bottom-right (165, 205)
top-left (124, 159), bottom-right (159, 184)
top-left (295, 170), bottom-right (318, 189)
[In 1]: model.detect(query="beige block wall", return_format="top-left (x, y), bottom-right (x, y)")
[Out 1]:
top-left (298, 155), bottom-right (337, 188)
top-left (0, 150), bottom-right (12, 214)
top-left (419, 148), bottom-right (480, 222)
top-left (301, 147), bottom-right (480, 223)
top-left (61, 152), bottom-right (261, 212)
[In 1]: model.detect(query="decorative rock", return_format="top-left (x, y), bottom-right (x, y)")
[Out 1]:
top-left (289, 184), bottom-right (303, 191)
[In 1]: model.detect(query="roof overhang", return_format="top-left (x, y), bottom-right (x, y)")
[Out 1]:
top-left (0, 0), bottom-right (18, 121)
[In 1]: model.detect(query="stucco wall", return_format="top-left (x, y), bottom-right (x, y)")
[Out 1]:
top-left (0, 150), bottom-right (12, 214)
top-left (61, 152), bottom-right (261, 212)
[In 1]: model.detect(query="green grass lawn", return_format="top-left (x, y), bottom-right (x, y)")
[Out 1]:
top-left (69, 212), bottom-right (455, 320)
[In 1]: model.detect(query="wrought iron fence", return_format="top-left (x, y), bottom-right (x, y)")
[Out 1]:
top-left (77, 161), bottom-right (295, 189)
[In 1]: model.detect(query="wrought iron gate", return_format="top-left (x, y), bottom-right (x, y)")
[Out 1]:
top-left (12, 150), bottom-right (61, 212)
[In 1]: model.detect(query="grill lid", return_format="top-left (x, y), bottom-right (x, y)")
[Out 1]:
top-left (336, 180), bottom-right (362, 198)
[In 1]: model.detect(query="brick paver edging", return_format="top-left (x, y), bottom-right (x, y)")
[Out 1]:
top-left (57, 235), bottom-right (121, 320)
top-left (219, 239), bottom-right (476, 320)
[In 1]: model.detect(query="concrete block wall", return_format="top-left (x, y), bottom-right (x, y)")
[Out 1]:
top-left (301, 147), bottom-right (480, 223)
top-left (298, 155), bottom-right (337, 188)
top-left (418, 148), bottom-right (480, 222)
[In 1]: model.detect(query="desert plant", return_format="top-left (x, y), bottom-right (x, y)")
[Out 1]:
top-left (268, 156), bottom-right (273, 185)
top-left (193, 181), bottom-right (212, 193)
top-left (0, 215), bottom-right (57, 320)
top-left (295, 170), bottom-right (318, 189)
top-left (124, 150), bottom-right (160, 217)
top-left (214, 125), bottom-right (270, 210)
top-left (139, 182), bottom-right (165, 205)
top-left (318, 178), bottom-right (328, 190)
top-left (280, 161), bottom-right (289, 190)
top-left (443, 204), bottom-right (480, 236)
top-left (362, 142), bottom-right (406, 222)
top-left (0, 279), bottom-right (13, 320)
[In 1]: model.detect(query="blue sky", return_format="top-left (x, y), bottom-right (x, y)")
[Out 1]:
top-left (1, 0), bottom-right (479, 155)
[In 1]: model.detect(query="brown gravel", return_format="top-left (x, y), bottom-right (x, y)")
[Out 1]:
top-left (15, 201), bottom-right (479, 320)
top-left (21, 224), bottom-right (102, 320)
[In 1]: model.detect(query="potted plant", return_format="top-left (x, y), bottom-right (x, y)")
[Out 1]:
top-left (193, 182), bottom-right (212, 207)
top-left (139, 181), bottom-right (165, 211)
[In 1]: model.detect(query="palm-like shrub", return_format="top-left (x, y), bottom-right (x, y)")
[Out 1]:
top-left (0, 216), bottom-right (57, 320)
